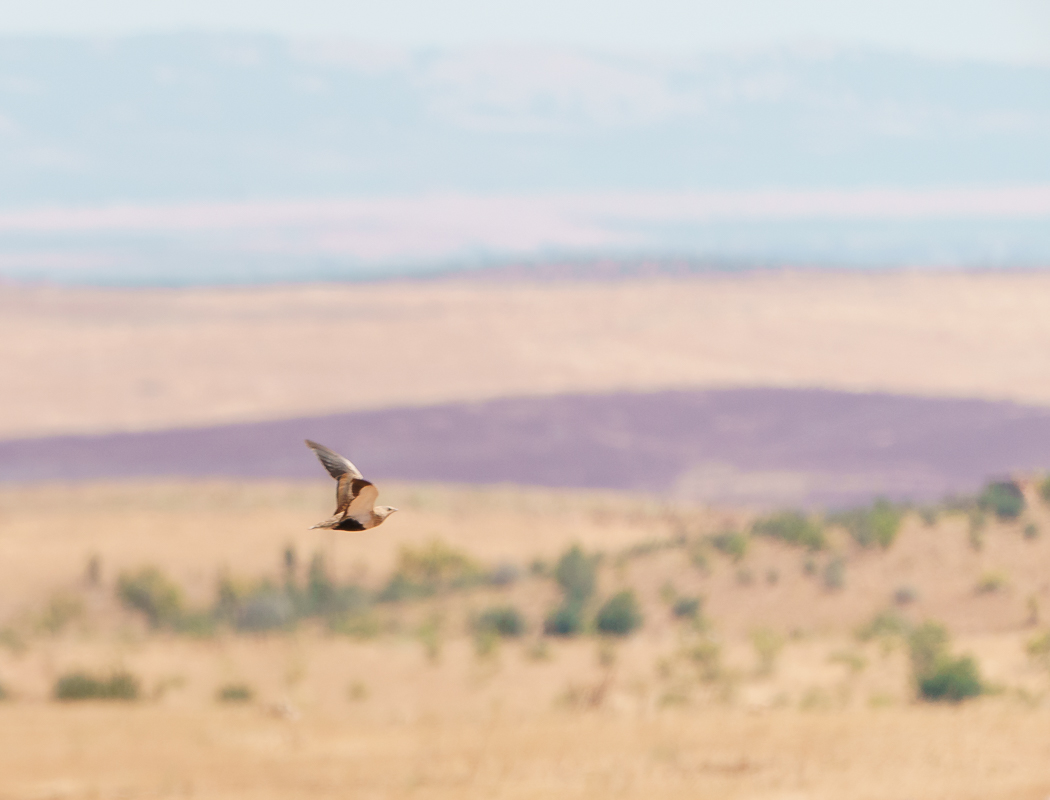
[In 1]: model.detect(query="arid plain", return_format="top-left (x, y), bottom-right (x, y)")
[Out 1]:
top-left (3, 271), bottom-right (1050, 799)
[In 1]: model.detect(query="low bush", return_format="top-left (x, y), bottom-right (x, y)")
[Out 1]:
top-left (707, 531), bottom-right (749, 562)
top-left (216, 682), bottom-right (254, 703)
top-left (671, 596), bottom-right (701, 620)
top-left (554, 545), bottom-right (597, 604)
top-left (893, 585), bottom-right (919, 605)
top-left (908, 620), bottom-right (983, 703)
top-left (54, 670), bottom-right (140, 701)
top-left (398, 540), bottom-right (484, 589)
top-left (544, 601), bottom-right (586, 637)
top-left (1024, 523), bottom-right (1040, 540)
top-left (117, 566), bottom-right (184, 629)
top-left (37, 591), bottom-right (84, 636)
top-left (1025, 630), bottom-right (1050, 665)
top-left (975, 570), bottom-right (1009, 594)
top-left (856, 609), bottom-right (909, 642)
top-left (475, 605), bottom-right (526, 638)
top-left (908, 621), bottom-right (950, 676)
top-left (830, 499), bottom-right (903, 549)
top-left (918, 656), bottom-right (983, 702)
top-left (595, 591), bottom-right (643, 637)
top-left (978, 480), bottom-right (1025, 520)
top-left (488, 563), bottom-right (521, 586)
top-left (752, 512), bottom-right (825, 551)
top-left (1040, 475), bottom-right (1050, 504)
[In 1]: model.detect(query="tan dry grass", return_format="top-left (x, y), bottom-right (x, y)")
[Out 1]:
top-left (2, 700), bottom-right (1050, 799)
top-left (1, 481), bottom-right (1050, 797)
top-left (7, 270), bottom-right (1050, 438)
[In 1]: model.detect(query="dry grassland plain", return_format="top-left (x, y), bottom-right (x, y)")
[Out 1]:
top-left (5, 270), bottom-right (1050, 438)
top-left (0, 481), bottom-right (1049, 798)
top-left (5, 271), bottom-right (1050, 798)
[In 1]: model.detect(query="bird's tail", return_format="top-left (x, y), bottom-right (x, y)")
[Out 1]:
top-left (309, 516), bottom-right (341, 530)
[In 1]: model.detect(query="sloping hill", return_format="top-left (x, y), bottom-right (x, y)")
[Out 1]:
top-left (5, 388), bottom-right (1050, 507)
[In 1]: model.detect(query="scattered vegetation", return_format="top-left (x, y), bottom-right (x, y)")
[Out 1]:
top-left (830, 499), bottom-right (903, 549)
top-left (752, 512), bottom-right (825, 551)
top-left (978, 480), bottom-right (1025, 520)
top-left (54, 670), bottom-right (140, 701)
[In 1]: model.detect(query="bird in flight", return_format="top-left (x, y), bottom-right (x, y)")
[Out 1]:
top-left (305, 440), bottom-right (398, 531)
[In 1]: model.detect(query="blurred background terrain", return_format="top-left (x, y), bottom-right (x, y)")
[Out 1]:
top-left (2, 2), bottom-right (1050, 798)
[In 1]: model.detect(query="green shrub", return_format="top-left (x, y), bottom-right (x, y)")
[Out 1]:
top-left (216, 682), bottom-right (254, 703)
top-left (831, 499), bottom-right (903, 549)
top-left (752, 512), bottom-right (825, 551)
top-left (54, 670), bottom-right (140, 701)
top-left (1024, 523), bottom-right (1040, 540)
top-left (708, 531), bottom-right (749, 562)
top-left (595, 591), bottom-right (643, 637)
top-left (908, 620), bottom-right (984, 703)
top-left (554, 545), bottom-right (596, 603)
top-left (918, 656), bottom-right (983, 702)
top-left (117, 566), bottom-right (184, 629)
top-left (475, 605), bottom-right (526, 638)
top-left (544, 601), bottom-right (586, 637)
top-left (978, 480), bottom-right (1025, 520)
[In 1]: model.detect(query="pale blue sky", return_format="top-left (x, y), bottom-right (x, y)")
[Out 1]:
top-left (0, 0), bottom-right (1048, 63)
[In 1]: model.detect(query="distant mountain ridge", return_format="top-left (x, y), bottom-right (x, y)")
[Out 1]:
top-left (5, 388), bottom-right (1050, 508)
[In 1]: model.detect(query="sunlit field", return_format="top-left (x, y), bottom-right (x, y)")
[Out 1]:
top-left (1, 479), bottom-right (1049, 798)
top-left (7, 271), bottom-right (1050, 439)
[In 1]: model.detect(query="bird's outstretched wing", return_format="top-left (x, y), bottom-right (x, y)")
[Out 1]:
top-left (305, 440), bottom-right (363, 481)
top-left (305, 440), bottom-right (377, 518)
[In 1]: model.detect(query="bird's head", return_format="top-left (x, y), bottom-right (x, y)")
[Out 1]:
top-left (375, 506), bottom-right (399, 522)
